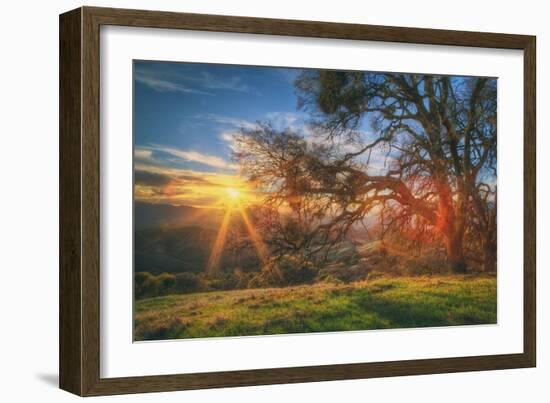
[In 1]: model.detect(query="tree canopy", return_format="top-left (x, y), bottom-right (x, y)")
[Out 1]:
top-left (234, 70), bottom-right (497, 273)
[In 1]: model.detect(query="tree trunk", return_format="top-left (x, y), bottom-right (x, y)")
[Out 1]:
top-left (481, 224), bottom-right (497, 272)
top-left (482, 206), bottom-right (497, 273)
top-left (446, 230), bottom-right (467, 273)
top-left (482, 243), bottom-right (496, 273)
top-left (437, 182), bottom-right (468, 274)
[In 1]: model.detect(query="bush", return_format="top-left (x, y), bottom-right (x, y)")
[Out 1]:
top-left (277, 255), bottom-right (316, 285)
top-left (174, 272), bottom-right (203, 294)
top-left (199, 268), bottom-right (261, 291)
top-left (248, 255), bottom-right (317, 288)
top-left (320, 274), bottom-right (344, 285)
top-left (317, 261), bottom-right (370, 283)
top-left (248, 264), bottom-right (284, 288)
top-left (157, 272), bottom-right (176, 295)
top-left (233, 268), bottom-right (254, 289)
top-left (135, 272), bottom-right (160, 299)
top-left (135, 271), bottom-right (207, 299)
top-left (400, 254), bottom-right (450, 276)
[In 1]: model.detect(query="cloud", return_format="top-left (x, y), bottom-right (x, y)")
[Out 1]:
top-left (135, 144), bottom-right (238, 171)
top-left (219, 131), bottom-right (237, 143)
top-left (213, 112), bottom-right (309, 153)
top-left (203, 112), bottom-right (308, 132)
top-left (134, 64), bottom-right (258, 96)
top-left (197, 71), bottom-right (254, 94)
top-left (191, 114), bottom-right (259, 131)
top-left (134, 170), bottom-right (173, 187)
top-left (134, 70), bottom-right (214, 95)
top-left (148, 145), bottom-right (239, 171)
top-left (186, 114), bottom-right (260, 152)
top-left (177, 174), bottom-right (210, 184)
top-left (265, 112), bottom-right (307, 130)
top-left (199, 112), bottom-right (308, 135)
top-left (134, 164), bottom-right (234, 186)
top-left (217, 130), bottom-right (242, 153)
top-left (273, 67), bottom-right (302, 84)
top-left (134, 148), bottom-right (156, 164)
top-left (134, 170), bottom-right (213, 187)
top-left (133, 164), bottom-right (252, 207)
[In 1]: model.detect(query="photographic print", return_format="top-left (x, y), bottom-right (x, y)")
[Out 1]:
top-left (133, 60), bottom-right (497, 341)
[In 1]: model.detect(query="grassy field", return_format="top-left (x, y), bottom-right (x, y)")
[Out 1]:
top-left (134, 275), bottom-right (496, 341)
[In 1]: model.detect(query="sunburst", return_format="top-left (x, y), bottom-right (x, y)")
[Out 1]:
top-left (206, 183), bottom-right (268, 273)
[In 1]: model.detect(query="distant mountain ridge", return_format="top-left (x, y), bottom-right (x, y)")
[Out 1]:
top-left (134, 201), bottom-right (224, 230)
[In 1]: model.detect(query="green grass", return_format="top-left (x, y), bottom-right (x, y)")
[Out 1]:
top-left (134, 275), bottom-right (496, 341)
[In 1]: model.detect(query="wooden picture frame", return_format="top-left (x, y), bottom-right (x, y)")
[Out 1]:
top-left (59, 6), bottom-right (536, 396)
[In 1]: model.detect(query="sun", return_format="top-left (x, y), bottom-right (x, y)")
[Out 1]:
top-left (225, 187), bottom-right (241, 201)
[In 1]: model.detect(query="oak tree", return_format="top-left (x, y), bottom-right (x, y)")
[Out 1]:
top-left (235, 71), bottom-right (497, 273)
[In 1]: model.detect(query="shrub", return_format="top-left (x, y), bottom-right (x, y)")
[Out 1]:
top-left (206, 272), bottom-right (242, 290)
top-left (277, 255), bottom-right (316, 285)
top-left (135, 271), bottom-right (208, 298)
top-left (134, 272), bottom-right (159, 299)
top-left (401, 254), bottom-right (450, 276)
top-left (320, 274), bottom-right (344, 285)
top-left (174, 272), bottom-right (203, 294)
top-left (248, 264), bottom-right (285, 288)
top-left (248, 255), bottom-right (316, 288)
top-left (157, 272), bottom-right (176, 295)
top-left (233, 268), bottom-right (254, 289)
top-left (317, 262), bottom-right (370, 283)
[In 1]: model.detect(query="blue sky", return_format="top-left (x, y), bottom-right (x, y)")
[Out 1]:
top-left (134, 60), bottom-right (306, 174)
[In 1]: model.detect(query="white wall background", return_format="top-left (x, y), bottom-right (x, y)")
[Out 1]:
top-left (0, 0), bottom-right (546, 401)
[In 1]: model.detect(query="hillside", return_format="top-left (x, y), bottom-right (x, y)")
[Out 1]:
top-left (134, 275), bottom-right (497, 340)
top-left (135, 226), bottom-right (217, 274)
top-left (134, 202), bottom-right (243, 274)
top-left (135, 224), bottom-right (261, 275)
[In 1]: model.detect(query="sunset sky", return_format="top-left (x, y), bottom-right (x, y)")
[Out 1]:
top-left (134, 60), bottom-right (311, 208)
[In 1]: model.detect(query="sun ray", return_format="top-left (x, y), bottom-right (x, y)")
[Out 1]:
top-left (206, 205), bottom-right (233, 274)
top-left (238, 206), bottom-right (270, 268)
